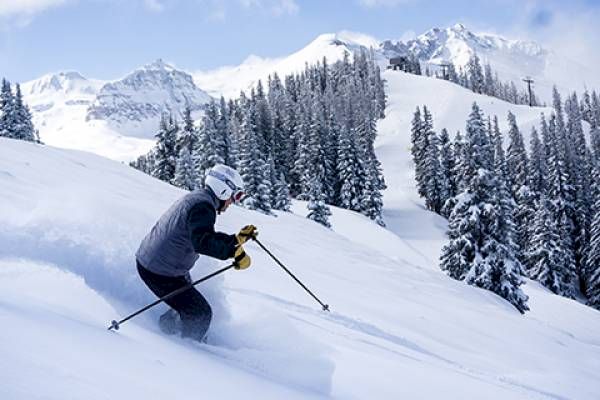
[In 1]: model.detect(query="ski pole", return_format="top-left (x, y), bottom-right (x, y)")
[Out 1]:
top-left (108, 263), bottom-right (235, 331)
top-left (252, 237), bottom-right (330, 312)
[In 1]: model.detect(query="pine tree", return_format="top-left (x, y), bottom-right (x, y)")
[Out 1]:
top-left (12, 84), bottom-right (36, 142)
top-left (527, 196), bottom-right (571, 295)
top-left (238, 100), bottom-right (272, 214)
top-left (441, 103), bottom-right (528, 313)
top-left (356, 108), bottom-right (385, 225)
top-left (153, 113), bottom-right (178, 183)
top-left (467, 54), bottom-right (484, 94)
top-left (227, 102), bottom-right (242, 168)
top-left (272, 171), bottom-right (291, 212)
top-left (292, 103), bottom-right (312, 200)
top-left (173, 147), bottom-right (197, 190)
top-left (483, 63), bottom-right (495, 97)
top-left (193, 102), bottom-right (223, 185)
top-left (0, 79), bottom-right (16, 139)
top-left (528, 126), bottom-right (546, 199)
top-left (586, 166), bottom-right (600, 309)
top-left (412, 107), bottom-right (432, 198)
top-left (306, 175), bottom-right (331, 228)
top-left (566, 93), bottom-right (592, 285)
top-left (543, 114), bottom-right (578, 297)
top-left (216, 96), bottom-right (231, 166)
top-left (438, 128), bottom-right (455, 214)
top-left (337, 116), bottom-right (361, 210)
top-left (423, 127), bottom-right (443, 213)
top-left (506, 111), bottom-right (529, 197)
top-left (176, 105), bottom-right (197, 156)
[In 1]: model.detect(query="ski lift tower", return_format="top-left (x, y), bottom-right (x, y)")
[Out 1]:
top-left (522, 76), bottom-right (534, 107)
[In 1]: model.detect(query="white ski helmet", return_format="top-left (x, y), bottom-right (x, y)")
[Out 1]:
top-left (205, 164), bottom-right (245, 202)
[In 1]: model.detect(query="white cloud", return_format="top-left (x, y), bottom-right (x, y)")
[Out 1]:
top-left (0, 0), bottom-right (68, 17)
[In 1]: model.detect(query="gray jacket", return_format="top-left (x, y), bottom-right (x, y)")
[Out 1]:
top-left (136, 188), bottom-right (237, 277)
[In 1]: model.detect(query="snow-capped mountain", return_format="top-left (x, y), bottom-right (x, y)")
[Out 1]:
top-left (193, 31), bottom-right (381, 99)
top-left (87, 59), bottom-right (211, 136)
top-left (22, 60), bottom-right (213, 161)
top-left (380, 23), bottom-right (597, 101)
top-left (22, 71), bottom-right (103, 113)
top-left (381, 23), bottom-right (547, 74)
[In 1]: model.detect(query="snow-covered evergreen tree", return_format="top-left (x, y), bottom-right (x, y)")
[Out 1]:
top-left (440, 103), bottom-right (528, 313)
top-left (423, 127), bottom-right (443, 213)
top-left (466, 54), bottom-right (484, 94)
top-left (173, 147), bottom-right (197, 190)
top-left (152, 113), bottom-right (178, 183)
top-left (237, 99), bottom-right (272, 214)
top-left (337, 113), bottom-right (361, 210)
top-left (12, 84), bottom-right (36, 142)
top-left (176, 105), bottom-right (197, 156)
top-left (528, 126), bottom-right (546, 199)
top-left (543, 114), bottom-right (578, 297)
top-left (438, 128), bottom-right (455, 214)
top-left (193, 102), bottom-right (223, 186)
top-left (306, 175), bottom-right (331, 228)
top-left (506, 112), bottom-right (529, 197)
top-left (0, 79), bottom-right (16, 139)
top-left (527, 196), bottom-right (571, 295)
top-left (585, 166), bottom-right (600, 309)
top-left (411, 106), bottom-right (431, 199)
top-left (272, 171), bottom-right (291, 212)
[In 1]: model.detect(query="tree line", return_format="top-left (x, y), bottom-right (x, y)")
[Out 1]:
top-left (412, 87), bottom-right (600, 313)
top-left (0, 78), bottom-right (39, 142)
top-left (131, 51), bottom-right (387, 228)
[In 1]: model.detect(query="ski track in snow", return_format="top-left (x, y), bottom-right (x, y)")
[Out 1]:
top-left (227, 288), bottom-right (575, 400)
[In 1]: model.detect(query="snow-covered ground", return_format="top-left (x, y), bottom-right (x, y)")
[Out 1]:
top-left (3, 61), bottom-right (600, 400)
top-left (2, 72), bottom-right (600, 400)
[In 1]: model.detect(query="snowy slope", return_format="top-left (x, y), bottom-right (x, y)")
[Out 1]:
top-left (2, 125), bottom-right (600, 399)
top-left (376, 69), bottom-right (552, 253)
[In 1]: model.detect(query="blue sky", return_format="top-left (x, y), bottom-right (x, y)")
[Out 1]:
top-left (1, 0), bottom-right (599, 83)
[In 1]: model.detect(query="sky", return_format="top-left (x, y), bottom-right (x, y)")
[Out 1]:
top-left (1, 0), bottom-right (600, 83)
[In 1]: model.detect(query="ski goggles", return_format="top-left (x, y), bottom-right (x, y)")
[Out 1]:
top-left (208, 169), bottom-right (244, 203)
top-left (232, 190), bottom-right (245, 203)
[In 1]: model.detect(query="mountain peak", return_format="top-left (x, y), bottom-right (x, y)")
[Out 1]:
top-left (450, 23), bottom-right (467, 32)
top-left (142, 58), bottom-right (176, 72)
top-left (24, 70), bottom-right (90, 95)
top-left (309, 31), bottom-right (379, 50)
top-left (87, 59), bottom-right (211, 130)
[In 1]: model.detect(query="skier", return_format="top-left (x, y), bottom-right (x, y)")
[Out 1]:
top-left (135, 164), bottom-right (257, 342)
